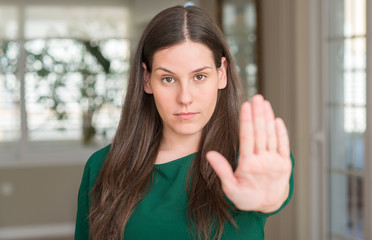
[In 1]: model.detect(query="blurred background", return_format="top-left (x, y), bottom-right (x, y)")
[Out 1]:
top-left (0, 0), bottom-right (370, 239)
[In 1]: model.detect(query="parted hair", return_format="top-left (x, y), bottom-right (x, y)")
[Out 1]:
top-left (89, 5), bottom-right (245, 240)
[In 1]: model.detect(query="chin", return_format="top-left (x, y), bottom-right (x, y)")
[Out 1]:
top-left (176, 129), bottom-right (202, 136)
top-left (174, 125), bottom-right (204, 137)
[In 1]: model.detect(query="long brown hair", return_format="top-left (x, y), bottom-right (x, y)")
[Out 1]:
top-left (90, 5), bottom-right (245, 240)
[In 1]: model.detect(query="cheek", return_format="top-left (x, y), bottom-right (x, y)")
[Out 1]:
top-left (152, 89), bottom-right (175, 117)
top-left (199, 88), bottom-right (219, 113)
top-left (152, 93), bottom-right (168, 112)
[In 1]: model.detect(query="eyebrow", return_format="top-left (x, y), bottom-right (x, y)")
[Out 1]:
top-left (154, 66), bottom-right (212, 74)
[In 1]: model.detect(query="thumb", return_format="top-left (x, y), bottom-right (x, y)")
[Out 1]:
top-left (206, 151), bottom-right (237, 187)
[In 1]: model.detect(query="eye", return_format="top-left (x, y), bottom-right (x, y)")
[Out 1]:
top-left (194, 74), bottom-right (206, 81)
top-left (161, 76), bottom-right (175, 84)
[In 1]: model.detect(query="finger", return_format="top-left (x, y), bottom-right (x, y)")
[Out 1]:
top-left (264, 100), bottom-right (277, 152)
top-left (206, 151), bottom-right (237, 188)
top-left (275, 118), bottom-right (290, 159)
top-left (239, 101), bottom-right (254, 159)
top-left (252, 95), bottom-right (266, 153)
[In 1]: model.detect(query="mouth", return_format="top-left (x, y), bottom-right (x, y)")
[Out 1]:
top-left (174, 112), bottom-right (198, 120)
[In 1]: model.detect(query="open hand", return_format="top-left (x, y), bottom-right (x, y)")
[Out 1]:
top-left (206, 94), bottom-right (292, 213)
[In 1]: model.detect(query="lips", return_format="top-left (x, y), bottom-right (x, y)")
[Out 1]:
top-left (175, 112), bottom-right (198, 120)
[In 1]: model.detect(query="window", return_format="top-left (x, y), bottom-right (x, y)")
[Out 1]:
top-left (326, 0), bottom-right (366, 239)
top-left (222, 0), bottom-right (258, 99)
top-left (0, 3), bottom-right (130, 162)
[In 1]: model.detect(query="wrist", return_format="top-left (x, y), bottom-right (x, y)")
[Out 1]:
top-left (258, 183), bottom-right (290, 213)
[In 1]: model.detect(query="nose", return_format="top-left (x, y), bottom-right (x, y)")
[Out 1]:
top-left (177, 82), bottom-right (193, 105)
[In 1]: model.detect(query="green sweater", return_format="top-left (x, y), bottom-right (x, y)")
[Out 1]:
top-left (75, 145), bottom-right (294, 240)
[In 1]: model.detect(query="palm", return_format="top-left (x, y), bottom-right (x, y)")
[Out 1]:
top-left (206, 94), bottom-right (292, 213)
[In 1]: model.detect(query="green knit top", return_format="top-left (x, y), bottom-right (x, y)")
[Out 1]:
top-left (75, 145), bottom-right (294, 240)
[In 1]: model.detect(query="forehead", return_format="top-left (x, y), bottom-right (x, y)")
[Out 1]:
top-left (152, 41), bottom-right (216, 70)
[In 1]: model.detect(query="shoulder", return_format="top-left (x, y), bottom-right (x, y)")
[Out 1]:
top-left (85, 144), bottom-right (111, 170)
top-left (82, 144), bottom-right (111, 186)
top-left (75, 145), bottom-right (111, 238)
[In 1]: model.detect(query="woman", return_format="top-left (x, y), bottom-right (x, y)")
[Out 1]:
top-left (75, 5), bottom-right (294, 240)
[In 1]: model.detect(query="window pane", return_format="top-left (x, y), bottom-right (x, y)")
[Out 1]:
top-left (327, 41), bottom-right (344, 104)
top-left (328, 107), bottom-right (357, 170)
top-left (329, 173), bottom-right (349, 237)
top-left (25, 39), bottom-right (83, 141)
top-left (0, 7), bottom-right (20, 142)
top-left (344, 38), bottom-right (366, 70)
top-left (0, 41), bottom-right (20, 142)
top-left (344, 38), bottom-right (366, 133)
top-left (328, 0), bottom-right (344, 38)
top-left (344, 0), bottom-right (366, 37)
top-left (24, 38), bottom-right (128, 143)
top-left (223, 0), bottom-right (257, 99)
top-left (328, 0), bottom-right (366, 38)
top-left (329, 173), bottom-right (364, 240)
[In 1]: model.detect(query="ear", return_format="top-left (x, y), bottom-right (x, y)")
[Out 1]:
top-left (142, 62), bottom-right (153, 94)
top-left (217, 57), bottom-right (227, 89)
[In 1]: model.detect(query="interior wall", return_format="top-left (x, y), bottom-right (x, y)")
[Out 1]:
top-left (259, 0), bottom-right (311, 239)
top-left (0, 165), bottom-right (83, 227)
top-left (259, 0), bottom-right (296, 239)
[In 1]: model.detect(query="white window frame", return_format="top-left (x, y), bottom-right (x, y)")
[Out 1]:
top-left (309, 0), bottom-right (327, 239)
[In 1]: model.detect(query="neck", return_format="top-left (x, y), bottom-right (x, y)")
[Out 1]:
top-left (155, 128), bottom-right (201, 164)
top-left (160, 130), bottom-right (201, 154)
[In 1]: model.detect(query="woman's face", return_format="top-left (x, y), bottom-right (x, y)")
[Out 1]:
top-left (143, 40), bottom-right (227, 141)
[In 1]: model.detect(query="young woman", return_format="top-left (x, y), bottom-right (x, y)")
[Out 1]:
top-left (75, 5), bottom-right (294, 240)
